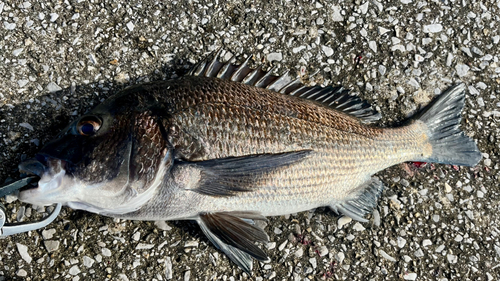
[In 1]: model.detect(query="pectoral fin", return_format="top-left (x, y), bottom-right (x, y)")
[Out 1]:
top-left (329, 177), bottom-right (385, 222)
top-left (197, 212), bottom-right (269, 273)
top-left (184, 150), bottom-right (312, 196)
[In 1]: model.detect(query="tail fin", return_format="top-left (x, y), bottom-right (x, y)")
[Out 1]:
top-left (418, 84), bottom-right (481, 166)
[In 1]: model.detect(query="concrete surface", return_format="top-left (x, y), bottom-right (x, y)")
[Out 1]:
top-left (0, 0), bottom-right (499, 280)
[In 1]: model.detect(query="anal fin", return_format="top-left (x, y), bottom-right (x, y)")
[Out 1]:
top-left (329, 177), bottom-right (385, 222)
top-left (197, 212), bottom-right (269, 273)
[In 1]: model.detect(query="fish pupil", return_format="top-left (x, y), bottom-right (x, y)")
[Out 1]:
top-left (81, 123), bottom-right (95, 135)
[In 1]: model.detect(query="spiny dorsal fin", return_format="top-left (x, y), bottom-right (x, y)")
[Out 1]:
top-left (188, 50), bottom-right (381, 123)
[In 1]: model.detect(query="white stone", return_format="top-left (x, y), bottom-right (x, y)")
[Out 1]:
top-left (378, 26), bottom-right (390, 35)
top-left (353, 222), bottom-right (366, 231)
top-left (397, 237), bottom-right (407, 248)
top-left (331, 6), bottom-right (343, 22)
top-left (445, 183), bottom-right (452, 193)
top-left (12, 48), bottom-right (24, 56)
top-left (404, 273), bottom-right (417, 280)
top-left (337, 216), bottom-right (352, 229)
top-left (83, 256), bottom-right (95, 268)
top-left (359, 2), bottom-right (369, 14)
top-left (165, 257), bottom-right (173, 279)
top-left (369, 41), bottom-right (377, 52)
top-left (294, 247), bottom-right (303, 257)
top-left (4, 22), bottom-right (16, 30)
top-left (336, 252), bottom-right (345, 263)
top-left (18, 79), bottom-right (29, 87)
top-left (155, 221), bottom-right (172, 231)
top-left (423, 24), bottom-right (443, 33)
top-left (184, 241), bottom-right (199, 248)
top-left (422, 239), bottom-right (433, 247)
top-left (42, 228), bottom-right (56, 240)
top-left (380, 250), bottom-right (397, 262)
top-left (50, 13), bottom-right (59, 22)
top-left (44, 240), bottom-right (60, 252)
top-left (19, 122), bottom-right (33, 131)
top-left (126, 21), bottom-right (135, 31)
top-left (16, 243), bottom-right (32, 263)
top-left (455, 64), bottom-right (470, 77)
top-left (17, 269), bottom-right (27, 277)
top-left (267, 52), bottom-right (282, 62)
top-left (135, 243), bottom-right (154, 250)
top-left (400, 0), bottom-right (412, 3)
top-left (47, 82), bottom-right (62, 93)
top-left (102, 248), bottom-right (112, 257)
top-left (69, 265), bottom-right (81, 275)
top-left (322, 45), bottom-right (334, 57)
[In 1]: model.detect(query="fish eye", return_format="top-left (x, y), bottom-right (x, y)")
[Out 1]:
top-left (76, 116), bottom-right (102, 136)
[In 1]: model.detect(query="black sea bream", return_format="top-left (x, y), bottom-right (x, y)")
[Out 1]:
top-left (18, 52), bottom-right (481, 272)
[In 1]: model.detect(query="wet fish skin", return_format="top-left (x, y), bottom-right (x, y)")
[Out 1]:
top-left (17, 53), bottom-right (481, 272)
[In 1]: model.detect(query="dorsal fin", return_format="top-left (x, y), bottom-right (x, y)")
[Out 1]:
top-left (188, 50), bottom-right (381, 123)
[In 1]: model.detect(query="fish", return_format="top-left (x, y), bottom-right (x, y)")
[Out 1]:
top-left (17, 51), bottom-right (482, 273)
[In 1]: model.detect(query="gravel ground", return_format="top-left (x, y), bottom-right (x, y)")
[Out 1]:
top-left (1, 1), bottom-right (499, 280)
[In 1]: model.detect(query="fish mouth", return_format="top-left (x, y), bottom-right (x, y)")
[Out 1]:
top-left (18, 155), bottom-right (67, 192)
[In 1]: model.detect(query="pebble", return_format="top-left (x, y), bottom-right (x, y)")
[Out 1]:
top-left (445, 183), bottom-right (452, 193)
top-left (184, 241), bottom-right (199, 248)
top-left (17, 269), bottom-right (27, 277)
top-left (369, 41), bottom-right (377, 52)
top-left (447, 254), bottom-right (458, 263)
top-left (154, 221), bottom-right (172, 231)
top-left (18, 79), bottom-right (29, 87)
top-left (49, 13), bottom-right (59, 22)
top-left (267, 52), bottom-right (282, 62)
top-left (278, 240), bottom-right (287, 251)
top-left (338, 216), bottom-right (352, 229)
top-left (16, 243), bottom-right (32, 263)
top-left (46, 82), bottom-right (62, 93)
top-left (353, 222), bottom-right (366, 231)
top-left (294, 247), bottom-right (303, 258)
top-left (455, 64), bottom-right (470, 77)
top-left (379, 65), bottom-right (387, 76)
top-left (165, 257), bottom-right (173, 279)
top-left (44, 240), bottom-right (60, 252)
top-left (132, 231), bottom-right (141, 241)
top-left (4, 22), bottom-right (16, 30)
top-left (318, 245), bottom-right (329, 257)
top-left (83, 256), bottom-right (95, 268)
top-left (404, 273), bottom-right (417, 280)
top-left (397, 237), bottom-right (407, 248)
top-left (423, 24), bottom-right (443, 33)
top-left (12, 48), bottom-right (24, 56)
top-left (379, 250), bottom-right (396, 262)
top-left (331, 6), bottom-right (343, 21)
top-left (321, 45), bottom-right (334, 57)
top-left (102, 248), bottom-right (112, 257)
top-left (359, 2), bottom-right (369, 14)
top-left (414, 249), bottom-right (424, 258)
top-left (19, 122), bottom-right (34, 131)
top-left (422, 239), bottom-right (433, 247)
top-left (336, 252), bottom-right (345, 263)
top-left (126, 21), bottom-right (135, 31)
top-left (309, 257), bottom-right (317, 269)
top-left (378, 26), bottom-right (390, 35)
top-left (69, 265), bottom-right (81, 276)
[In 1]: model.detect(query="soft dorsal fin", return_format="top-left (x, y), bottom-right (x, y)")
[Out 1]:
top-left (188, 50), bottom-right (381, 123)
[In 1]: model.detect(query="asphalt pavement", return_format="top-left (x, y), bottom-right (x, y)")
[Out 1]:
top-left (0, 1), bottom-right (499, 280)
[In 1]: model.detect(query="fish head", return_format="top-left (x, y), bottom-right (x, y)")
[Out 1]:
top-left (18, 91), bottom-right (172, 215)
